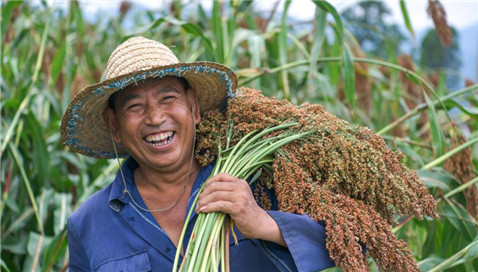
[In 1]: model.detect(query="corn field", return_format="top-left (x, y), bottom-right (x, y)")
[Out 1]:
top-left (1, 1), bottom-right (477, 271)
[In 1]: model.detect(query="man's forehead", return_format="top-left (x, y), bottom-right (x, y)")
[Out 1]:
top-left (119, 77), bottom-right (188, 97)
top-left (108, 76), bottom-right (191, 110)
top-left (124, 76), bottom-right (186, 92)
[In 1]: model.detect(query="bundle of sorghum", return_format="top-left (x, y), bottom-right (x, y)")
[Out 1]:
top-left (195, 88), bottom-right (437, 271)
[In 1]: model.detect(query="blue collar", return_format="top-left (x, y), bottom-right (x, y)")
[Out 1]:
top-left (108, 157), bottom-right (214, 213)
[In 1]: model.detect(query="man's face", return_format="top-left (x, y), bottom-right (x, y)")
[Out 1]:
top-left (106, 77), bottom-right (201, 173)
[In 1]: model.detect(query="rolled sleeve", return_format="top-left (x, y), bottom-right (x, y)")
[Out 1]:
top-left (263, 211), bottom-right (335, 272)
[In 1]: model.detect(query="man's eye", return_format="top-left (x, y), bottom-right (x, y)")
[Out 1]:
top-left (127, 104), bottom-right (142, 110)
top-left (164, 96), bottom-right (176, 101)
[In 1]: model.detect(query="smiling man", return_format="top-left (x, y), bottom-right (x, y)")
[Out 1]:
top-left (61, 36), bottom-right (334, 271)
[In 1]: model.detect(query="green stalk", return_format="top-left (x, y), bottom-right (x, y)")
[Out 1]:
top-left (439, 176), bottom-right (478, 202)
top-left (240, 57), bottom-right (478, 136)
top-left (190, 213), bottom-right (219, 272)
top-left (222, 122), bottom-right (297, 173)
top-left (176, 123), bottom-right (311, 272)
top-left (377, 84), bottom-right (478, 135)
top-left (199, 213), bottom-right (225, 271)
top-left (221, 129), bottom-right (260, 174)
top-left (1, 4), bottom-right (54, 154)
top-left (220, 222), bottom-right (226, 272)
top-left (185, 213), bottom-right (211, 271)
top-left (173, 151), bottom-right (224, 271)
top-left (9, 143), bottom-right (44, 234)
top-left (421, 136), bottom-right (478, 170)
top-left (426, 231), bottom-right (478, 272)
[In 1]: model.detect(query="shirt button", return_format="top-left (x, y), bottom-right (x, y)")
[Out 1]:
top-left (129, 216), bottom-right (135, 221)
top-left (166, 247), bottom-right (171, 252)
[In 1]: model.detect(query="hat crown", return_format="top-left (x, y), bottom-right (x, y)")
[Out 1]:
top-left (105, 37), bottom-right (179, 79)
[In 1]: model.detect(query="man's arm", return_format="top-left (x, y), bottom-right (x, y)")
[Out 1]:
top-left (264, 211), bottom-right (335, 272)
top-left (67, 218), bottom-right (91, 272)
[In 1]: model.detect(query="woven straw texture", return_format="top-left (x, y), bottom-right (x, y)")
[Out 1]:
top-left (61, 36), bottom-right (237, 158)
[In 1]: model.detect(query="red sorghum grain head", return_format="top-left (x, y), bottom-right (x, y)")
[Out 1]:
top-left (195, 88), bottom-right (436, 271)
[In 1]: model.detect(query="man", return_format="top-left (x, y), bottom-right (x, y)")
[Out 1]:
top-left (62, 36), bottom-right (334, 271)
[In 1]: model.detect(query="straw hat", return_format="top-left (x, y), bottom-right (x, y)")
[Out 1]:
top-left (61, 36), bottom-right (237, 158)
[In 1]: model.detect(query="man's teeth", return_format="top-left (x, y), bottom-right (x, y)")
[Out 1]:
top-left (145, 132), bottom-right (174, 146)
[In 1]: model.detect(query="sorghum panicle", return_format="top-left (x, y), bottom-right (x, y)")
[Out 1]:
top-left (195, 88), bottom-right (437, 271)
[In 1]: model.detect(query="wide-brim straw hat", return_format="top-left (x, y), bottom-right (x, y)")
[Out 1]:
top-left (61, 36), bottom-right (237, 158)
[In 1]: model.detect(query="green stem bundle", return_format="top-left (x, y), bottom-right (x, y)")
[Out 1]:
top-left (172, 122), bottom-right (312, 272)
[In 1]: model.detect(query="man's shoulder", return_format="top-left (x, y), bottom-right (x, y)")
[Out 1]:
top-left (68, 182), bottom-right (115, 223)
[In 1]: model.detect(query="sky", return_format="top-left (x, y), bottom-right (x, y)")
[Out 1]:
top-left (72, 1), bottom-right (478, 31)
top-left (51, 0), bottom-right (478, 81)
top-left (253, 0), bottom-right (478, 31)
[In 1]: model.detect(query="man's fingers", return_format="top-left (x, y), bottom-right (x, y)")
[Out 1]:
top-left (197, 200), bottom-right (237, 214)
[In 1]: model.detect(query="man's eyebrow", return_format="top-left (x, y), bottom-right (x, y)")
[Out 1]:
top-left (156, 86), bottom-right (182, 95)
top-left (120, 93), bottom-right (140, 106)
top-left (118, 84), bottom-right (185, 106)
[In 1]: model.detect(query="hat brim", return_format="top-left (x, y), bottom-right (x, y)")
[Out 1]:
top-left (61, 61), bottom-right (237, 158)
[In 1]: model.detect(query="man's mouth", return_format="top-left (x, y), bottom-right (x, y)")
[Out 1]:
top-left (144, 131), bottom-right (175, 147)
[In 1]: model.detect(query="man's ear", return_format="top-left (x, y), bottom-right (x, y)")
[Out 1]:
top-left (187, 88), bottom-right (201, 125)
top-left (104, 108), bottom-right (122, 143)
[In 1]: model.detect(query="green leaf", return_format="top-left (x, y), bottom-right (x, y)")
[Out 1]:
top-left (424, 92), bottom-right (445, 157)
top-left (464, 237), bottom-right (478, 260)
top-left (399, 0), bottom-right (415, 42)
top-left (441, 200), bottom-right (477, 241)
top-left (312, 0), bottom-right (344, 44)
top-left (417, 169), bottom-right (457, 192)
top-left (25, 112), bottom-right (50, 184)
top-left (422, 136), bottom-right (478, 170)
top-left (439, 99), bottom-right (478, 119)
top-left (1, 258), bottom-right (12, 272)
top-left (53, 193), bottom-right (72, 234)
top-left (397, 142), bottom-right (425, 165)
top-left (309, 7), bottom-right (327, 80)
top-left (41, 230), bottom-right (67, 272)
top-left (418, 256), bottom-right (444, 271)
top-left (342, 44), bottom-right (355, 108)
top-left (278, 0), bottom-right (291, 99)
top-left (212, 0), bottom-right (224, 63)
top-left (49, 42), bottom-right (66, 84)
top-left (8, 143), bottom-right (44, 234)
top-left (25, 232), bottom-right (52, 272)
top-left (1, 1), bottom-right (22, 42)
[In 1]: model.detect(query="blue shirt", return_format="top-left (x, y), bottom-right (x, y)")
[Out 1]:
top-left (67, 158), bottom-right (334, 271)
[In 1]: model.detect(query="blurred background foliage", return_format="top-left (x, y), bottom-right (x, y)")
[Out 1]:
top-left (1, 0), bottom-right (477, 271)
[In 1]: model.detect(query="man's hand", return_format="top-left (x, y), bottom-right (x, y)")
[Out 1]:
top-left (195, 173), bottom-right (286, 247)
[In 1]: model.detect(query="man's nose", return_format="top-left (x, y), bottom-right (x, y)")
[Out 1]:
top-left (144, 104), bottom-right (165, 126)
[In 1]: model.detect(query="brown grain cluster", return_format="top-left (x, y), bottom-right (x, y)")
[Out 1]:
top-left (427, 0), bottom-right (453, 46)
top-left (195, 88), bottom-right (437, 271)
top-left (443, 133), bottom-right (478, 219)
top-left (398, 54), bottom-right (429, 140)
